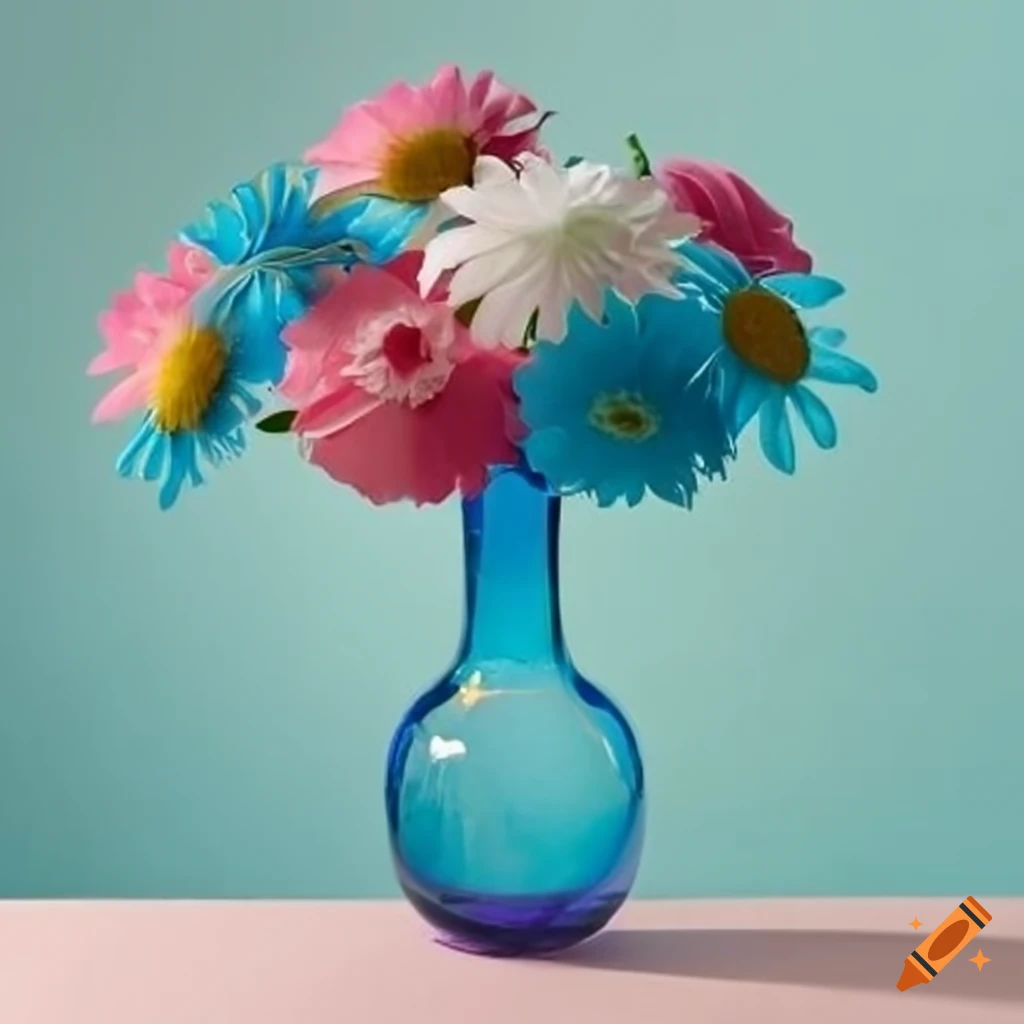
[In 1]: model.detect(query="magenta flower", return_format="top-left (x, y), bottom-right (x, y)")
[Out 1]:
top-left (656, 158), bottom-right (812, 277)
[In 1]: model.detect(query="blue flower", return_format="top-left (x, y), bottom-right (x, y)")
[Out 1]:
top-left (674, 240), bottom-right (878, 474)
top-left (182, 163), bottom-right (429, 364)
top-left (513, 292), bottom-right (733, 508)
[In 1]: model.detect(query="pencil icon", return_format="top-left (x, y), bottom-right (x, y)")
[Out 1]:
top-left (897, 897), bottom-right (992, 991)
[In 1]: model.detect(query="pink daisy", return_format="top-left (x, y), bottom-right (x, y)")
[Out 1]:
top-left (305, 64), bottom-right (547, 205)
top-left (88, 242), bottom-right (215, 422)
top-left (280, 253), bottom-right (522, 505)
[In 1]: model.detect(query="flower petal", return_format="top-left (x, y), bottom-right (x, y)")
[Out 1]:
top-left (790, 384), bottom-right (838, 449)
top-left (677, 240), bottom-right (751, 290)
top-left (293, 384), bottom-right (384, 439)
top-left (809, 326), bottom-right (847, 348)
top-left (91, 371), bottom-right (151, 423)
top-left (806, 347), bottom-right (878, 392)
top-left (730, 370), bottom-right (770, 435)
top-left (761, 273), bottom-right (845, 308)
top-left (758, 390), bottom-right (796, 474)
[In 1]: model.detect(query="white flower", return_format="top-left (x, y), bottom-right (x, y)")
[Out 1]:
top-left (418, 154), bottom-right (701, 348)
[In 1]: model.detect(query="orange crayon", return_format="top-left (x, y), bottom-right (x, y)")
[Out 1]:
top-left (897, 897), bottom-right (992, 991)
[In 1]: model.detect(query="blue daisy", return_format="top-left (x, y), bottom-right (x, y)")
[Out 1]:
top-left (674, 240), bottom-right (878, 474)
top-left (182, 163), bottom-right (428, 357)
top-left (514, 292), bottom-right (734, 508)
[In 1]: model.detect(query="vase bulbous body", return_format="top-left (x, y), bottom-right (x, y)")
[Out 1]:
top-left (385, 466), bottom-right (645, 956)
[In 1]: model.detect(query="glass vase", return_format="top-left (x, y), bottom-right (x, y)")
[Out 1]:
top-left (385, 465), bottom-right (645, 956)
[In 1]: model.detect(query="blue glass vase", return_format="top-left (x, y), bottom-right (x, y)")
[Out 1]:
top-left (385, 465), bottom-right (645, 956)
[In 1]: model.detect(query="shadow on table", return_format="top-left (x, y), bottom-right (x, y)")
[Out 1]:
top-left (550, 930), bottom-right (1024, 1002)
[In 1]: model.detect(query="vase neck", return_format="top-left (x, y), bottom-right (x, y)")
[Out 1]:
top-left (458, 466), bottom-right (564, 665)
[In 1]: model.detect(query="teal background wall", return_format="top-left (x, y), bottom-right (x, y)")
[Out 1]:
top-left (2, 0), bottom-right (1022, 898)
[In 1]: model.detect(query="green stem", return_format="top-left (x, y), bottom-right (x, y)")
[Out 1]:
top-left (626, 133), bottom-right (652, 178)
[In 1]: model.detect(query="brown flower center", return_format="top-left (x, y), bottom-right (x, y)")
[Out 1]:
top-left (378, 129), bottom-right (476, 202)
top-left (722, 288), bottom-right (809, 384)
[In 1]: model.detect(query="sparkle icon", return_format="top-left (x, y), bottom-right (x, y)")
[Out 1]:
top-left (909, 917), bottom-right (923, 931)
top-left (968, 949), bottom-right (991, 972)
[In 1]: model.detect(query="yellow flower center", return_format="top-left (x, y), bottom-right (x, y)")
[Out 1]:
top-left (378, 128), bottom-right (477, 202)
top-left (589, 391), bottom-right (660, 442)
top-left (722, 288), bottom-right (809, 384)
top-left (151, 323), bottom-right (227, 432)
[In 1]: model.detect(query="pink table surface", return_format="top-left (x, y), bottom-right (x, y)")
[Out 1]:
top-left (1, 898), bottom-right (1021, 1023)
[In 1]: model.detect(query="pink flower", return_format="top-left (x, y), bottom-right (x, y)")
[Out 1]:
top-left (656, 159), bottom-right (812, 277)
top-left (88, 243), bottom-right (215, 422)
top-left (305, 64), bottom-right (547, 204)
top-left (280, 253), bottom-right (522, 505)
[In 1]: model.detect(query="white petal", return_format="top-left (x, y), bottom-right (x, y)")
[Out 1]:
top-left (472, 264), bottom-right (549, 347)
top-left (439, 180), bottom-right (535, 231)
top-left (472, 155), bottom-right (516, 187)
top-left (518, 155), bottom-right (568, 217)
top-left (447, 237), bottom-right (543, 307)
top-left (563, 258), bottom-right (606, 324)
top-left (419, 224), bottom-right (513, 296)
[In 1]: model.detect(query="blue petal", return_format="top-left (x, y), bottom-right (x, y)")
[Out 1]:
top-left (143, 432), bottom-right (168, 481)
top-left (313, 195), bottom-right (429, 265)
top-left (790, 385), bottom-right (838, 449)
top-left (806, 347), bottom-right (878, 392)
top-left (159, 434), bottom-right (191, 510)
top-left (182, 201), bottom-right (248, 265)
top-left (231, 383), bottom-right (263, 417)
top-left (624, 480), bottom-right (646, 507)
top-left (648, 473), bottom-right (696, 508)
top-left (203, 391), bottom-right (247, 437)
top-left (637, 291), bottom-right (721, 383)
top-left (181, 434), bottom-right (204, 486)
top-left (758, 391), bottom-right (796, 474)
top-left (230, 180), bottom-right (269, 254)
top-left (809, 326), bottom-right (847, 348)
top-left (725, 366), bottom-right (770, 435)
top-left (116, 418), bottom-right (156, 477)
top-left (225, 276), bottom-right (288, 384)
top-left (677, 240), bottom-right (751, 290)
top-left (761, 273), bottom-right (845, 308)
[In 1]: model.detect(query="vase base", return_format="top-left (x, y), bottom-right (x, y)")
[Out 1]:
top-left (401, 882), bottom-right (627, 957)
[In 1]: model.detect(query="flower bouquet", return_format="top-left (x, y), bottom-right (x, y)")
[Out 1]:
top-left (90, 65), bottom-right (877, 954)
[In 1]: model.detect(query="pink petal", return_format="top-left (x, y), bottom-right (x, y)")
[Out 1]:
top-left (293, 383), bottom-right (383, 438)
top-left (309, 163), bottom-right (382, 199)
top-left (166, 242), bottom-right (215, 285)
top-left (468, 70), bottom-right (538, 140)
top-left (372, 80), bottom-right (440, 135)
top-left (482, 113), bottom-right (551, 163)
top-left (428, 64), bottom-right (469, 129)
top-left (132, 270), bottom-right (190, 312)
top-left (282, 264), bottom-right (418, 355)
top-left (91, 371), bottom-right (151, 423)
top-left (306, 350), bottom-right (520, 505)
top-left (305, 103), bottom-right (395, 168)
top-left (279, 348), bottom-right (327, 404)
top-left (657, 158), bottom-right (813, 276)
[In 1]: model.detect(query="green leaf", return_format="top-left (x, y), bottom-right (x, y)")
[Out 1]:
top-left (255, 410), bottom-right (297, 434)
top-left (521, 309), bottom-right (540, 351)
top-left (626, 133), bottom-right (652, 178)
top-left (455, 298), bottom-right (482, 328)
top-left (563, 155), bottom-right (584, 168)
